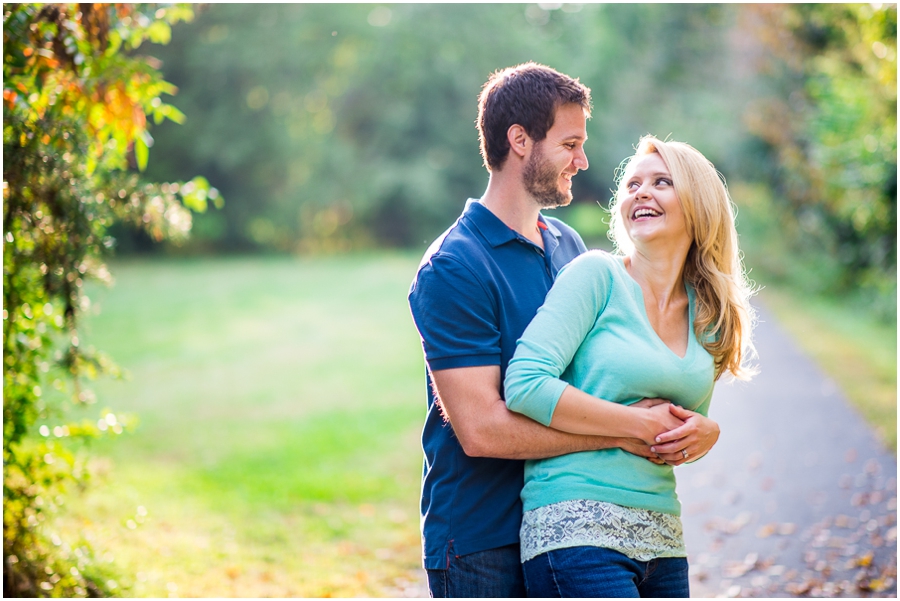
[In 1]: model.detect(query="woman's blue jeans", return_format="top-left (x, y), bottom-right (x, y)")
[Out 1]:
top-left (523, 546), bottom-right (690, 598)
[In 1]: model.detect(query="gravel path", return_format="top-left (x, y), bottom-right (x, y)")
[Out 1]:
top-left (679, 303), bottom-right (897, 598)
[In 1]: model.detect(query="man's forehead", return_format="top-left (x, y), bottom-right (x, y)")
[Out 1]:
top-left (552, 127), bottom-right (587, 142)
top-left (549, 107), bottom-right (587, 137)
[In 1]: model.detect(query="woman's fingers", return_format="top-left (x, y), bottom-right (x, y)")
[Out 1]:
top-left (651, 437), bottom-right (686, 455)
top-left (654, 421), bottom-right (693, 444)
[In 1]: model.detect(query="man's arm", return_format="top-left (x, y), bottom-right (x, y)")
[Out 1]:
top-left (431, 365), bottom-right (659, 461)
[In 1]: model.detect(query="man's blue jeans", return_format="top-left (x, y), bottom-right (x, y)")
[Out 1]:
top-left (523, 545), bottom-right (690, 598)
top-left (425, 543), bottom-right (526, 598)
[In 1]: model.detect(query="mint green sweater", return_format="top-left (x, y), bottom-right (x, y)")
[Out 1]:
top-left (504, 250), bottom-right (715, 516)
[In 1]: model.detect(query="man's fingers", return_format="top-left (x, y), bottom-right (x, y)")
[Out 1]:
top-left (632, 397), bottom-right (670, 409)
top-left (622, 442), bottom-right (656, 458)
top-left (668, 403), bottom-right (695, 418)
top-left (656, 452), bottom-right (687, 466)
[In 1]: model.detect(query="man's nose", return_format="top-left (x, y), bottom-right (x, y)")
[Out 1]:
top-left (574, 148), bottom-right (588, 171)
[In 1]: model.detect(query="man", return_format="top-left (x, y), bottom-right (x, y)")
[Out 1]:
top-left (408, 63), bottom-right (719, 597)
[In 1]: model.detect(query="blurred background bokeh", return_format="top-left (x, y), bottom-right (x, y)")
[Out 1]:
top-left (132, 3), bottom-right (896, 316)
top-left (4, 3), bottom-right (896, 598)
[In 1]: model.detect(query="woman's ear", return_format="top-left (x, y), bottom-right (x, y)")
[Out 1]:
top-left (507, 124), bottom-right (529, 159)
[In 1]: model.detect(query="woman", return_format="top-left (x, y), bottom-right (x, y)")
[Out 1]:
top-left (504, 136), bottom-right (756, 597)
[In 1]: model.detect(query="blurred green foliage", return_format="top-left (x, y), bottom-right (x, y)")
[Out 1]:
top-left (143, 3), bottom-right (756, 252)
top-left (142, 3), bottom-right (895, 319)
top-left (2, 3), bottom-right (215, 596)
top-left (742, 4), bottom-right (897, 319)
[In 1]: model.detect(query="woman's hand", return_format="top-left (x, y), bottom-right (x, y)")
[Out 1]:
top-left (637, 402), bottom-right (685, 448)
top-left (649, 404), bottom-right (720, 466)
top-left (624, 398), bottom-right (671, 464)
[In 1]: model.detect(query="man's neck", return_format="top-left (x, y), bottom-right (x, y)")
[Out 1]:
top-left (480, 173), bottom-right (544, 246)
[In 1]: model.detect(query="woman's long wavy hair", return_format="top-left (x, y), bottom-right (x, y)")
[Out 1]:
top-left (609, 136), bottom-right (757, 380)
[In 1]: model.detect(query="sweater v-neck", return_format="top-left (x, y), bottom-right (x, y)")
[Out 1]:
top-left (614, 256), bottom-right (695, 361)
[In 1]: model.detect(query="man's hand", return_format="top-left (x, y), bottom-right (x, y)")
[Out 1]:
top-left (631, 397), bottom-right (670, 409)
top-left (618, 437), bottom-right (666, 465)
top-left (649, 404), bottom-right (720, 466)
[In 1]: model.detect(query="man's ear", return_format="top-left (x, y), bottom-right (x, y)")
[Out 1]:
top-left (507, 124), bottom-right (529, 159)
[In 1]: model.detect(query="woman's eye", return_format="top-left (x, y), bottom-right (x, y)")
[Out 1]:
top-left (657, 178), bottom-right (672, 186)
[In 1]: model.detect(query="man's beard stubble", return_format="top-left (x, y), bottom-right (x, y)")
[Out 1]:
top-left (523, 143), bottom-right (571, 209)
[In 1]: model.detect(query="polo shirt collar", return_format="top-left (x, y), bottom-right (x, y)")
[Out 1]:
top-left (464, 198), bottom-right (562, 248)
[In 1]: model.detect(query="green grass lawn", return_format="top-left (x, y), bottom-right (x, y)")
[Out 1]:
top-left (54, 253), bottom-right (428, 597)
top-left (44, 249), bottom-right (895, 597)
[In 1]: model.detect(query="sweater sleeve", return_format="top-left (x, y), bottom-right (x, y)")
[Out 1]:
top-left (504, 251), bottom-right (613, 426)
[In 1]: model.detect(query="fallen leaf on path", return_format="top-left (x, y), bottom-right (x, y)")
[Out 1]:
top-left (705, 511), bottom-right (754, 535)
top-left (785, 579), bottom-right (813, 595)
top-left (777, 522), bottom-right (797, 535)
top-left (724, 561), bottom-right (754, 578)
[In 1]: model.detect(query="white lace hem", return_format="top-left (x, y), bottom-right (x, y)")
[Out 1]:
top-left (520, 499), bottom-right (686, 563)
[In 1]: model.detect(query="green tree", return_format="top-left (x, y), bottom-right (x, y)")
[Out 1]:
top-left (3, 4), bottom-right (218, 595)
top-left (742, 3), bottom-right (897, 315)
top-left (142, 3), bottom-right (751, 251)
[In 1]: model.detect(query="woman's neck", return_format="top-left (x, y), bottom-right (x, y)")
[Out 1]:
top-left (624, 246), bottom-right (690, 311)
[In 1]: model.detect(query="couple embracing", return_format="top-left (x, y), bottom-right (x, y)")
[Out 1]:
top-left (408, 63), bottom-right (756, 598)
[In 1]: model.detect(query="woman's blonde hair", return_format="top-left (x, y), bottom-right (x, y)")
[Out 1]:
top-left (609, 135), bottom-right (757, 380)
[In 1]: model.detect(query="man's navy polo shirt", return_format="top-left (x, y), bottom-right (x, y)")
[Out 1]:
top-left (408, 199), bottom-right (586, 569)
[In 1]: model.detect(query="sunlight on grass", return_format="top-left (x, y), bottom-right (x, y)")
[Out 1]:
top-left (55, 253), bottom-right (428, 596)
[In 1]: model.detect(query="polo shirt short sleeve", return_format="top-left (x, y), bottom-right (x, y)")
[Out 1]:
top-left (410, 253), bottom-right (502, 371)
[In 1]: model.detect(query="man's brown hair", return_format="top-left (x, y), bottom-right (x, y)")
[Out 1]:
top-left (477, 62), bottom-right (592, 171)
